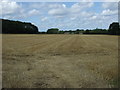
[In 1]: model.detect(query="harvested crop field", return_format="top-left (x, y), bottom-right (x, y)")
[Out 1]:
top-left (2, 34), bottom-right (118, 88)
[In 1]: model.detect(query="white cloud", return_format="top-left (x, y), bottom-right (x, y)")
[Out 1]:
top-left (99, 2), bottom-right (118, 23)
top-left (36, 2), bottom-right (118, 30)
top-left (0, 0), bottom-right (21, 15)
top-left (46, 2), bottom-right (117, 30)
top-left (28, 9), bottom-right (40, 16)
top-left (81, 11), bottom-right (93, 17)
top-left (47, 3), bottom-right (68, 17)
top-left (48, 8), bottom-right (69, 17)
top-left (31, 3), bottom-right (46, 9)
top-left (71, 2), bottom-right (94, 10)
top-left (101, 9), bottom-right (118, 16)
top-left (48, 2), bottom-right (94, 18)
top-left (102, 2), bottom-right (118, 10)
top-left (90, 15), bottom-right (97, 20)
top-left (62, 4), bottom-right (66, 8)
top-left (41, 17), bottom-right (48, 21)
top-left (0, 0), bottom-right (41, 19)
top-left (70, 2), bottom-right (94, 14)
top-left (48, 3), bottom-right (66, 9)
top-left (70, 17), bottom-right (76, 20)
top-left (0, 1), bottom-right (118, 30)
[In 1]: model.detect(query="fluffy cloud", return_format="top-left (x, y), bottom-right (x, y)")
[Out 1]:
top-left (100, 2), bottom-right (118, 23)
top-left (102, 2), bottom-right (118, 10)
top-left (47, 2), bottom-right (118, 29)
top-left (0, 0), bottom-right (26, 19)
top-left (28, 9), bottom-right (40, 16)
top-left (48, 2), bottom-right (94, 18)
top-left (48, 4), bottom-right (66, 9)
top-left (0, 1), bottom-right (118, 30)
top-left (0, 0), bottom-right (41, 19)
top-left (90, 15), bottom-right (97, 20)
top-left (48, 3), bottom-right (69, 17)
top-left (0, 0), bottom-right (21, 15)
top-left (101, 9), bottom-right (118, 16)
top-left (71, 2), bottom-right (94, 9)
top-left (41, 17), bottom-right (48, 21)
top-left (48, 8), bottom-right (69, 17)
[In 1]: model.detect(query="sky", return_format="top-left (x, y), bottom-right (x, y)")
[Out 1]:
top-left (0, 0), bottom-right (119, 31)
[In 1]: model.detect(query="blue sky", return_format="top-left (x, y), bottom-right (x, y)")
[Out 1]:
top-left (0, 0), bottom-right (118, 31)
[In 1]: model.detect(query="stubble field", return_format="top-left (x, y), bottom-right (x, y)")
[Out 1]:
top-left (2, 34), bottom-right (118, 88)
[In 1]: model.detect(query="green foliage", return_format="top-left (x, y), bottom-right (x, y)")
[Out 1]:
top-left (59, 30), bottom-right (64, 34)
top-left (84, 30), bottom-right (90, 34)
top-left (2, 18), bottom-right (119, 35)
top-left (1, 19), bottom-right (39, 34)
top-left (47, 28), bottom-right (59, 34)
top-left (59, 29), bottom-right (108, 34)
top-left (108, 22), bottom-right (120, 35)
top-left (83, 29), bottom-right (108, 34)
top-left (75, 29), bottom-right (84, 34)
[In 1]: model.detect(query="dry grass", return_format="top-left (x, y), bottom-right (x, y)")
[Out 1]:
top-left (2, 34), bottom-right (118, 88)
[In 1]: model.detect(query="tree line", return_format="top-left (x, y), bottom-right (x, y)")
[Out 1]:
top-left (43, 22), bottom-right (119, 35)
top-left (44, 28), bottom-right (108, 34)
top-left (1, 19), bottom-right (119, 35)
top-left (1, 19), bottom-right (38, 34)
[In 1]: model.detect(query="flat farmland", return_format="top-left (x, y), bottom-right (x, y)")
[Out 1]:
top-left (2, 34), bottom-right (118, 88)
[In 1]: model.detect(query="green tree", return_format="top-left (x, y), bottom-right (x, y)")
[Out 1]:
top-left (59, 30), bottom-right (64, 34)
top-left (108, 22), bottom-right (120, 35)
top-left (47, 28), bottom-right (59, 34)
top-left (84, 29), bottom-right (90, 34)
top-left (2, 19), bottom-right (39, 34)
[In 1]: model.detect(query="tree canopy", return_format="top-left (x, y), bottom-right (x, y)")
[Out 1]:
top-left (108, 22), bottom-right (120, 35)
top-left (47, 28), bottom-right (59, 34)
top-left (1, 19), bottom-right (39, 34)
